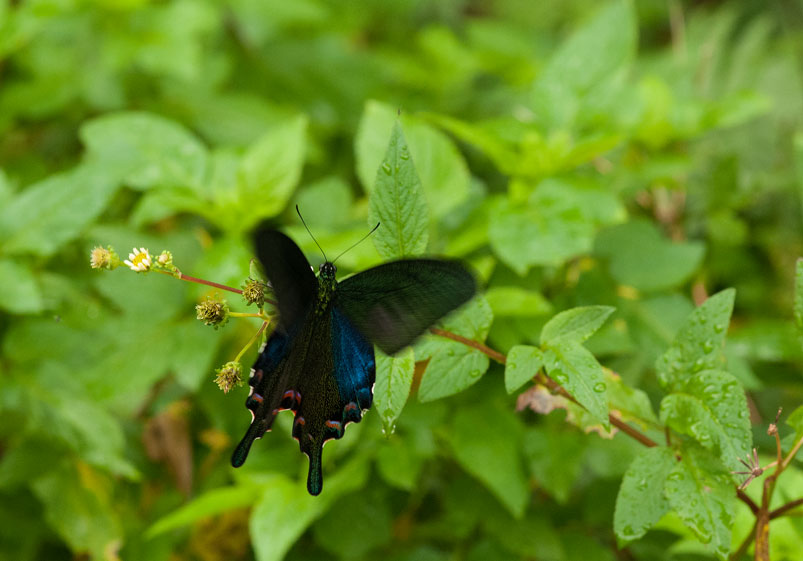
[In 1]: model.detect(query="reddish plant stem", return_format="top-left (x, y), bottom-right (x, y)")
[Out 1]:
top-left (156, 269), bottom-right (243, 295)
top-left (429, 328), bottom-right (507, 364)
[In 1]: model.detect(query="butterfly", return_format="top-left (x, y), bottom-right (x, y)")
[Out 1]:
top-left (231, 226), bottom-right (476, 495)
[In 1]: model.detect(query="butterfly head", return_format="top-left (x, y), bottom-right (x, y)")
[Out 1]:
top-left (319, 262), bottom-right (337, 280)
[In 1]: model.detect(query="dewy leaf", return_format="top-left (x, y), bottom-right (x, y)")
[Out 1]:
top-left (606, 370), bottom-right (658, 425)
top-left (505, 345), bottom-right (544, 394)
top-left (659, 369), bottom-right (751, 473)
top-left (250, 456), bottom-right (370, 561)
top-left (595, 220), bottom-right (705, 292)
top-left (0, 259), bottom-right (43, 314)
top-left (80, 111), bottom-right (209, 191)
top-left (417, 296), bottom-right (493, 402)
top-left (451, 403), bottom-right (528, 518)
top-left (237, 114), bottom-right (308, 229)
top-left (664, 444), bottom-right (734, 561)
top-left (0, 162), bottom-right (120, 257)
top-left (795, 258), bottom-right (803, 341)
top-left (368, 121), bottom-right (429, 259)
top-left (373, 347), bottom-right (415, 434)
top-left (356, 101), bottom-right (470, 217)
top-left (614, 447), bottom-right (676, 543)
top-left (542, 341), bottom-right (609, 428)
top-left (655, 289), bottom-right (735, 390)
top-left (541, 306), bottom-right (616, 346)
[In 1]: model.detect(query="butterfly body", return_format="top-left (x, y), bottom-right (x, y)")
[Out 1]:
top-left (232, 229), bottom-right (475, 495)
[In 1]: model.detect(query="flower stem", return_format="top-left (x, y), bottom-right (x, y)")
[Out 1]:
top-left (235, 320), bottom-right (270, 363)
top-left (156, 269), bottom-right (243, 294)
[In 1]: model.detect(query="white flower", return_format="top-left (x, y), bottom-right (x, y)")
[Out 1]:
top-left (124, 247), bottom-right (152, 272)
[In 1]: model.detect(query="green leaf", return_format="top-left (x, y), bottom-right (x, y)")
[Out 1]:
top-left (0, 162), bottom-right (120, 257)
top-left (534, 0), bottom-right (636, 98)
top-left (655, 289), bottom-right (735, 390)
top-left (786, 404), bottom-right (803, 438)
top-left (148, 484), bottom-right (262, 537)
top-left (421, 112), bottom-right (519, 175)
top-left (0, 259), bottom-right (43, 314)
top-left (595, 220), bottom-right (705, 292)
top-left (31, 463), bottom-right (122, 558)
top-left (505, 345), bottom-right (543, 394)
top-left (542, 342), bottom-right (610, 428)
top-left (606, 371), bottom-right (658, 425)
top-left (664, 444), bottom-right (734, 561)
top-left (489, 178), bottom-right (623, 274)
top-left (313, 491), bottom-right (393, 557)
top-left (236, 114), bottom-right (308, 228)
top-left (376, 438), bottom-right (423, 491)
top-left (451, 404), bottom-right (528, 518)
top-left (523, 427), bottom-right (586, 504)
top-left (659, 370), bottom-right (751, 473)
top-left (80, 111), bottom-right (209, 191)
top-left (417, 296), bottom-right (493, 402)
top-left (356, 101), bottom-right (471, 217)
top-left (485, 286), bottom-right (553, 317)
top-left (614, 447), bottom-right (675, 543)
top-left (373, 347), bottom-right (415, 434)
top-left (795, 258), bottom-right (803, 342)
top-left (541, 306), bottom-right (615, 346)
top-left (368, 121), bottom-right (429, 259)
top-left (250, 456), bottom-right (369, 561)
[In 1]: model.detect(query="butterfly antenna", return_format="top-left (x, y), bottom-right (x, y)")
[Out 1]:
top-left (332, 222), bottom-right (380, 265)
top-left (296, 205), bottom-right (328, 262)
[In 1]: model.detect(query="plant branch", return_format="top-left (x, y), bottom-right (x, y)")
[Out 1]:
top-left (737, 489), bottom-right (759, 515)
top-left (730, 518), bottom-right (758, 561)
top-left (429, 328), bottom-right (507, 364)
top-left (770, 497), bottom-right (803, 520)
top-left (235, 320), bottom-right (270, 363)
top-left (781, 433), bottom-right (803, 470)
top-left (156, 269), bottom-right (242, 295)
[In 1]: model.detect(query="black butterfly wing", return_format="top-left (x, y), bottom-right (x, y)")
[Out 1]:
top-left (231, 228), bottom-right (317, 470)
top-left (337, 259), bottom-right (477, 355)
top-left (253, 228), bottom-right (318, 330)
top-left (232, 305), bottom-right (375, 495)
top-left (232, 228), bottom-right (376, 495)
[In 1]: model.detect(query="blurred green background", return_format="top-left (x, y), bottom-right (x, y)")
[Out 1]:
top-left (1, 0), bottom-right (803, 560)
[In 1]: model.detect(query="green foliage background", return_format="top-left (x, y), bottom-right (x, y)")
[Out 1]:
top-left (1, 0), bottom-right (803, 560)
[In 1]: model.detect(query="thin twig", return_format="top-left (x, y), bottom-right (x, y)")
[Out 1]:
top-left (156, 269), bottom-right (243, 295)
top-left (770, 497), bottom-right (803, 520)
top-left (781, 434), bottom-right (803, 471)
top-left (737, 489), bottom-right (759, 515)
top-left (429, 328), bottom-right (507, 364)
top-left (730, 518), bottom-right (758, 561)
top-left (234, 320), bottom-right (270, 363)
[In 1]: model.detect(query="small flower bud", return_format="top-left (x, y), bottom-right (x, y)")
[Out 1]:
top-left (157, 250), bottom-right (172, 266)
top-left (242, 278), bottom-right (268, 307)
top-left (215, 361), bottom-right (244, 393)
top-left (196, 295), bottom-right (229, 329)
top-left (90, 246), bottom-right (120, 270)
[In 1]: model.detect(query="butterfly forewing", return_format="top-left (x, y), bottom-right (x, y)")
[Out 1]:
top-left (337, 259), bottom-right (477, 355)
top-left (253, 229), bottom-right (317, 330)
